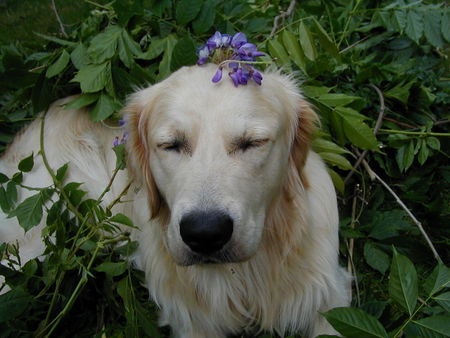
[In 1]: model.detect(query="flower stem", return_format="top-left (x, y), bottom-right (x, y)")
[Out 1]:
top-left (378, 129), bottom-right (450, 137)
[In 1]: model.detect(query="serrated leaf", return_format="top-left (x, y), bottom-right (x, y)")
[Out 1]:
top-left (364, 242), bottom-right (390, 274)
top-left (64, 93), bottom-right (100, 110)
top-left (434, 291), bottom-right (450, 312)
top-left (412, 316), bottom-right (450, 338)
top-left (405, 9), bottom-right (423, 43)
top-left (109, 213), bottom-right (134, 227)
top-left (423, 264), bottom-right (450, 297)
top-left (46, 49), bottom-right (70, 78)
top-left (389, 248), bottom-right (418, 315)
top-left (171, 37), bottom-right (197, 72)
top-left (423, 11), bottom-right (445, 48)
top-left (193, 1), bottom-right (215, 34)
top-left (18, 153), bottom-right (34, 172)
top-left (71, 62), bottom-right (111, 93)
top-left (299, 21), bottom-right (317, 61)
top-left (267, 39), bottom-right (290, 66)
top-left (8, 192), bottom-right (44, 232)
top-left (87, 25), bottom-right (122, 63)
top-left (95, 261), bottom-right (128, 277)
top-left (319, 152), bottom-right (352, 170)
top-left (90, 93), bottom-right (121, 121)
top-left (0, 288), bottom-right (32, 323)
top-left (282, 30), bottom-right (307, 73)
top-left (322, 307), bottom-right (388, 338)
top-left (175, 0), bottom-right (203, 25)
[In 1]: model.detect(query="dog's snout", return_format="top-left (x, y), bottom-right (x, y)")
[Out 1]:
top-left (180, 210), bottom-right (233, 255)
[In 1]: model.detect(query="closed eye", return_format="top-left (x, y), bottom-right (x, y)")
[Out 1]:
top-left (233, 138), bottom-right (270, 153)
top-left (157, 138), bottom-right (186, 153)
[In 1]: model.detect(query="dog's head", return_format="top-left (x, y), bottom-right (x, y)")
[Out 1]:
top-left (124, 64), bottom-right (316, 265)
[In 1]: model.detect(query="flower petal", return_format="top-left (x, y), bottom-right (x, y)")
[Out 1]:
top-left (212, 68), bottom-right (223, 83)
top-left (229, 71), bottom-right (240, 87)
top-left (207, 31), bottom-right (222, 49)
top-left (252, 71), bottom-right (263, 85)
top-left (231, 32), bottom-right (247, 49)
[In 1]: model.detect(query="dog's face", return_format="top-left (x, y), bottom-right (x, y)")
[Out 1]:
top-left (125, 65), bottom-right (315, 265)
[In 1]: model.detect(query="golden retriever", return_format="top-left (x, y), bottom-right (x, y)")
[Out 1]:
top-left (0, 64), bottom-right (350, 337)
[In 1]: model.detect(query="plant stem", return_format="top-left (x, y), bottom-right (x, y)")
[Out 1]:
top-left (378, 129), bottom-right (450, 137)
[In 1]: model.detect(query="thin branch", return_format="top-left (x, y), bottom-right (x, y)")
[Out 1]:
top-left (347, 185), bottom-right (361, 306)
top-left (360, 158), bottom-right (443, 264)
top-left (345, 84), bottom-right (385, 184)
top-left (339, 34), bottom-right (372, 54)
top-left (269, 0), bottom-right (297, 39)
top-left (51, 0), bottom-right (68, 38)
top-left (382, 116), bottom-right (417, 129)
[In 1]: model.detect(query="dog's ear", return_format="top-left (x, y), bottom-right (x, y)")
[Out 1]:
top-left (123, 88), bottom-right (162, 219)
top-left (289, 99), bottom-right (318, 189)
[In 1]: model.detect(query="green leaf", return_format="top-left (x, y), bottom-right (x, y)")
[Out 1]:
top-left (396, 141), bottom-right (415, 172)
top-left (118, 29), bottom-right (142, 68)
top-left (0, 186), bottom-right (11, 213)
top-left (423, 264), bottom-right (450, 297)
top-left (282, 30), bottom-right (307, 73)
top-left (405, 9), bottom-right (423, 43)
top-left (311, 17), bottom-right (340, 60)
top-left (87, 25), bottom-right (122, 64)
top-left (6, 182), bottom-right (17, 210)
top-left (95, 261), bottom-right (128, 277)
top-left (71, 62), bottom-right (112, 93)
top-left (34, 32), bottom-right (76, 46)
top-left (299, 21), bottom-right (317, 61)
top-left (360, 301), bottom-right (387, 319)
top-left (175, 0), bottom-right (203, 25)
top-left (46, 49), bottom-right (70, 78)
top-left (18, 153), bottom-right (34, 172)
top-left (434, 291), bottom-right (450, 312)
top-left (312, 138), bottom-right (351, 155)
top-left (64, 93), bottom-right (100, 110)
top-left (427, 137), bottom-right (440, 150)
top-left (322, 307), bottom-right (388, 338)
top-left (364, 242), bottom-right (390, 274)
top-left (171, 37), bottom-right (197, 72)
top-left (0, 288), bottom-right (32, 323)
top-left (393, 10), bottom-right (407, 32)
top-left (385, 81), bottom-right (414, 104)
top-left (319, 152), bottom-right (352, 170)
top-left (109, 213), bottom-right (134, 227)
top-left (319, 93), bottom-right (362, 107)
top-left (442, 10), bottom-right (450, 42)
top-left (157, 35), bottom-right (177, 81)
top-left (113, 143), bottom-right (127, 170)
top-left (327, 168), bottom-right (345, 194)
top-left (418, 139), bottom-right (429, 165)
top-left (389, 247), bottom-right (418, 315)
top-left (140, 38), bottom-right (166, 60)
top-left (368, 210), bottom-right (412, 240)
top-left (56, 163), bottom-right (69, 182)
top-left (423, 11), bottom-right (445, 48)
top-left (71, 43), bottom-right (90, 70)
top-left (412, 316), bottom-right (450, 338)
top-left (90, 93), bottom-right (121, 121)
top-left (335, 107), bottom-right (378, 150)
top-left (8, 192), bottom-right (44, 232)
top-left (0, 173), bottom-right (8, 184)
top-left (193, 1), bottom-right (215, 34)
top-left (268, 38), bottom-right (290, 66)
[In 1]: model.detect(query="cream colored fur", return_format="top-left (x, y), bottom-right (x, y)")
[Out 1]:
top-left (0, 64), bottom-right (350, 337)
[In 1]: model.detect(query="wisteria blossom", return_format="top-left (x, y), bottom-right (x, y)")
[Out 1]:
top-left (197, 31), bottom-right (265, 87)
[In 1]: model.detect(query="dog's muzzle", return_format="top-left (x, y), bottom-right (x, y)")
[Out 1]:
top-left (179, 210), bottom-right (233, 255)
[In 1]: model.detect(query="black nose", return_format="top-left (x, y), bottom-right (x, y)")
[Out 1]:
top-left (180, 210), bottom-right (233, 255)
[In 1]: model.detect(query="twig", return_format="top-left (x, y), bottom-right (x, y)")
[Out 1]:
top-left (345, 84), bottom-right (385, 184)
top-left (51, 0), bottom-right (68, 38)
top-left (382, 116), bottom-right (417, 129)
top-left (347, 185), bottom-right (361, 306)
top-left (360, 158), bottom-right (443, 264)
top-left (339, 34), bottom-right (372, 54)
top-left (378, 129), bottom-right (450, 137)
top-left (269, 0), bottom-right (297, 39)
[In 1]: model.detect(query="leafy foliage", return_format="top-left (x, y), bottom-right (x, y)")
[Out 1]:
top-left (0, 0), bottom-right (449, 337)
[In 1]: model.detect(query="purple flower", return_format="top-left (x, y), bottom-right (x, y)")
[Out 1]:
top-left (118, 119), bottom-right (126, 127)
top-left (238, 43), bottom-right (265, 58)
top-left (113, 132), bottom-right (128, 147)
top-left (212, 68), bottom-right (223, 83)
top-left (231, 32), bottom-right (247, 49)
top-left (221, 34), bottom-right (232, 48)
top-left (207, 31), bottom-right (223, 49)
top-left (197, 45), bottom-right (210, 65)
top-left (252, 70), bottom-right (263, 85)
top-left (113, 136), bottom-right (120, 147)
